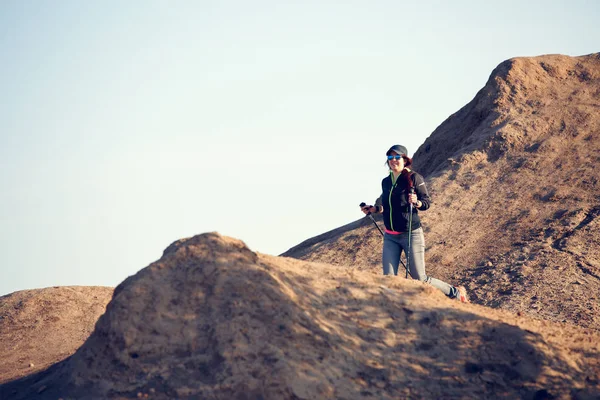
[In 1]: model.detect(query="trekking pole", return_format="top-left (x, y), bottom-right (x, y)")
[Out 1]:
top-left (360, 202), bottom-right (410, 276)
top-left (406, 188), bottom-right (415, 279)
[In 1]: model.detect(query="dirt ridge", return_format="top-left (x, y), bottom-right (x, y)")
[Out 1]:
top-left (2, 233), bottom-right (599, 399)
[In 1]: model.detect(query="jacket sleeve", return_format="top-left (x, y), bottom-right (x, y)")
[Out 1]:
top-left (374, 195), bottom-right (383, 207)
top-left (413, 173), bottom-right (431, 211)
top-left (374, 177), bottom-right (386, 207)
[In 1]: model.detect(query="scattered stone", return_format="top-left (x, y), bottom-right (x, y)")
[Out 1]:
top-left (465, 362), bottom-right (484, 374)
top-left (533, 389), bottom-right (554, 400)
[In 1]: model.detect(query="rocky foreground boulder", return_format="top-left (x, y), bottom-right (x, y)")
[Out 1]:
top-left (2, 233), bottom-right (599, 399)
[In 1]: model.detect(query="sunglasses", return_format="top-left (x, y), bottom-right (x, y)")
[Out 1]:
top-left (387, 155), bottom-right (403, 160)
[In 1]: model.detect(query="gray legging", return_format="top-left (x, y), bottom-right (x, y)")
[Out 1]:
top-left (382, 228), bottom-right (458, 298)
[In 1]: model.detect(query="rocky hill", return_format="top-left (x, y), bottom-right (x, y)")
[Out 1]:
top-left (1, 233), bottom-right (599, 399)
top-left (282, 53), bottom-right (600, 331)
top-left (0, 286), bottom-right (113, 384)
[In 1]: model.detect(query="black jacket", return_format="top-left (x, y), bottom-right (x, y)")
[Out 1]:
top-left (380, 170), bottom-right (431, 232)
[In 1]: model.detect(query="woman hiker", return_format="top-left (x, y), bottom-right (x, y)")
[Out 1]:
top-left (361, 144), bottom-right (468, 303)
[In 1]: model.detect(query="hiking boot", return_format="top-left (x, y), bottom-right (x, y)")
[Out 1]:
top-left (455, 286), bottom-right (469, 303)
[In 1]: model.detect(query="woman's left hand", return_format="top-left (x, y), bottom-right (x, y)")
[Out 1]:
top-left (408, 192), bottom-right (419, 204)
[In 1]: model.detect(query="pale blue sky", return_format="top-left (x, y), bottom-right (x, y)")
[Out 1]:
top-left (1, 1), bottom-right (598, 296)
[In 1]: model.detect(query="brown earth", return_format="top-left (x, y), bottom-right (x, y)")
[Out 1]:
top-left (0, 286), bottom-right (113, 384)
top-left (1, 233), bottom-right (599, 399)
top-left (283, 53), bottom-right (600, 331)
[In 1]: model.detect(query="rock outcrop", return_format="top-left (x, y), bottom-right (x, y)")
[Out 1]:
top-left (2, 233), bottom-right (599, 399)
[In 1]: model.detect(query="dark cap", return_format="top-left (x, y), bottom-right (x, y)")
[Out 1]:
top-left (386, 144), bottom-right (408, 156)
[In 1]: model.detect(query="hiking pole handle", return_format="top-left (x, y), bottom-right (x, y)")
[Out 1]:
top-left (359, 202), bottom-right (371, 215)
top-left (408, 187), bottom-right (416, 207)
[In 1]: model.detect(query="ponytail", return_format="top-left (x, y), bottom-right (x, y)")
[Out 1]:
top-left (400, 155), bottom-right (414, 189)
top-left (400, 168), bottom-right (414, 190)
